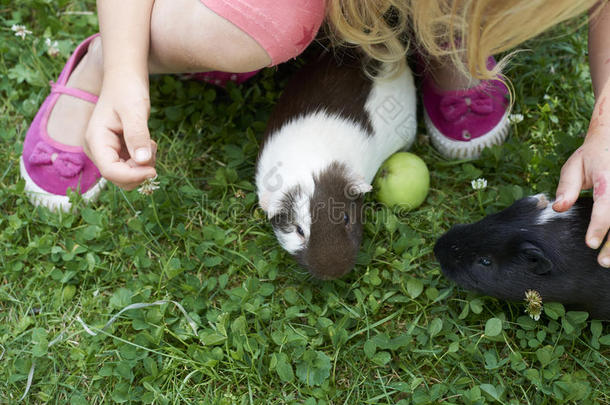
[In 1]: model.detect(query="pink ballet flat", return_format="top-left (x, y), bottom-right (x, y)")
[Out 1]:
top-left (20, 33), bottom-right (106, 212)
top-left (423, 57), bottom-right (510, 159)
top-left (182, 70), bottom-right (260, 87)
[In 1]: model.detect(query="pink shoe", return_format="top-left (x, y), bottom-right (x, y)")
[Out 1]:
top-left (423, 57), bottom-right (510, 159)
top-left (20, 34), bottom-right (106, 212)
top-left (182, 70), bottom-right (260, 87)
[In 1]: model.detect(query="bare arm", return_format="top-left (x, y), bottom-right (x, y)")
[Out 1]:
top-left (97, 0), bottom-right (154, 78)
top-left (554, 1), bottom-right (610, 266)
top-left (589, 1), bottom-right (610, 97)
top-left (85, 1), bottom-right (157, 189)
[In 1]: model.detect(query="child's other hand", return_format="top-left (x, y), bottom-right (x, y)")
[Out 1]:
top-left (84, 70), bottom-right (157, 190)
top-left (553, 109), bottom-right (610, 267)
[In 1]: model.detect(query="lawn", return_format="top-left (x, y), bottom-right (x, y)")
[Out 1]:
top-left (1, 1), bottom-right (609, 404)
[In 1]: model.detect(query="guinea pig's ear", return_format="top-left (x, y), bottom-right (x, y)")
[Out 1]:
top-left (519, 242), bottom-right (553, 275)
top-left (344, 170), bottom-right (372, 198)
top-left (349, 181), bottom-right (373, 196)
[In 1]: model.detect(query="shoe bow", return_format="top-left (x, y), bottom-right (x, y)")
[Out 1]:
top-left (29, 141), bottom-right (84, 178)
top-left (439, 91), bottom-right (494, 121)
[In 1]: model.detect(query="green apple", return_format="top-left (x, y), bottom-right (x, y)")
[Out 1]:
top-left (374, 152), bottom-right (430, 210)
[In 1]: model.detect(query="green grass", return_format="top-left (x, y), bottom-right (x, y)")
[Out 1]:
top-left (1, 1), bottom-right (609, 404)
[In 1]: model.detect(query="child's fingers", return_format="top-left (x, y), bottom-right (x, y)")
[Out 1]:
top-left (553, 151), bottom-right (584, 212)
top-left (588, 197), bottom-right (610, 255)
top-left (598, 243), bottom-right (610, 267)
top-left (104, 161), bottom-right (156, 190)
top-left (588, 172), bottom-right (610, 253)
top-left (87, 125), bottom-right (156, 188)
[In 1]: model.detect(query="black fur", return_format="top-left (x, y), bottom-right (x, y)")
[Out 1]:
top-left (269, 185), bottom-right (304, 234)
top-left (434, 196), bottom-right (610, 320)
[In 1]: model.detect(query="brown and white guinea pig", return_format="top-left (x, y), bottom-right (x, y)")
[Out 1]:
top-left (434, 194), bottom-right (610, 319)
top-left (256, 52), bottom-right (417, 280)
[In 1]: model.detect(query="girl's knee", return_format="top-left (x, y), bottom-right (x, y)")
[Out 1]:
top-left (254, 0), bottom-right (326, 65)
top-left (198, 0), bottom-right (326, 66)
top-left (148, 0), bottom-right (326, 73)
top-left (150, 0), bottom-right (272, 73)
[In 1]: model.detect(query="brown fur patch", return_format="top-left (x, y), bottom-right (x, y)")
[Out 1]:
top-left (262, 51), bottom-right (374, 152)
top-left (296, 162), bottom-right (364, 279)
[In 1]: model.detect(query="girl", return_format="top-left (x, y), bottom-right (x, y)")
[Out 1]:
top-left (20, 1), bottom-right (610, 265)
top-left (21, 0), bottom-right (327, 207)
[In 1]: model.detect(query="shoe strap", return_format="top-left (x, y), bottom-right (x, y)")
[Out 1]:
top-left (50, 81), bottom-right (98, 104)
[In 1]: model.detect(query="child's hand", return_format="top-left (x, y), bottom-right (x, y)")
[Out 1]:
top-left (84, 70), bottom-right (157, 190)
top-left (560, 0), bottom-right (610, 267)
top-left (553, 109), bottom-right (610, 267)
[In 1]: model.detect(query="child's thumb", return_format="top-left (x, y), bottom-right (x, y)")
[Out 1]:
top-left (122, 110), bottom-right (153, 164)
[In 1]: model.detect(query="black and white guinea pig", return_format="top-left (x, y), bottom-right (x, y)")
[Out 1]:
top-left (256, 52), bottom-right (417, 280)
top-left (434, 194), bottom-right (610, 319)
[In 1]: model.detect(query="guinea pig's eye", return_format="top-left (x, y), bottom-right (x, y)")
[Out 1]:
top-left (295, 225), bottom-right (305, 238)
top-left (478, 257), bottom-right (492, 267)
top-left (343, 213), bottom-right (350, 225)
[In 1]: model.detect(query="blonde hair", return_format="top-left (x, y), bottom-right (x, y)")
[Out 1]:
top-left (326, 0), bottom-right (603, 80)
top-left (326, 1), bottom-right (408, 65)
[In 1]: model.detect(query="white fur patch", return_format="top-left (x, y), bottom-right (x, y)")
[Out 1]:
top-left (531, 193), bottom-right (549, 209)
top-left (256, 111), bottom-right (371, 219)
top-left (533, 194), bottom-right (575, 225)
top-left (274, 192), bottom-right (311, 254)
top-left (364, 61), bottom-right (417, 168)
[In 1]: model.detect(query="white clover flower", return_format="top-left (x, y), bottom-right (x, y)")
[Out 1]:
top-left (471, 178), bottom-right (487, 191)
top-left (509, 113), bottom-right (524, 124)
top-left (45, 38), bottom-right (60, 58)
top-left (138, 177), bottom-right (160, 196)
top-left (11, 24), bottom-right (32, 39)
top-left (525, 289), bottom-right (543, 321)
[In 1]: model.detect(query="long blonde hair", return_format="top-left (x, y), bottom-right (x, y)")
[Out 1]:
top-left (326, 0), bottom-right (602, 80)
